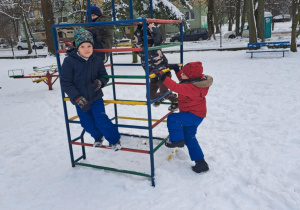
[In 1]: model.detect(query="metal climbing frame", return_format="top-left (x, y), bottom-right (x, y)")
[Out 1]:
top-left (52, 0), bottom-right (184, 186)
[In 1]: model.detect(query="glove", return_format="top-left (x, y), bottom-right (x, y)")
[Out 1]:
top-left (153, 70), bottom-right (167, 81)
top-left (74, 96), bottom-right (90, 112)
top-left (90, 79), bottom-right (102, 91)
top-left (168, 64), bottom-right (180, 73)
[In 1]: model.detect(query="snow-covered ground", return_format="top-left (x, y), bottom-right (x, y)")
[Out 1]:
top-left (1, 21), bottom-right (300, 210)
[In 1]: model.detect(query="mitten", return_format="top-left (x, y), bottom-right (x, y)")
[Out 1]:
top-left (154, 70), bottom-right (167, 81)
top-left (90, 79), bottom-right (102, 91)
top-left (74, 96), bottom-right (90, 112)
top-left (168, 64), bottom-right (180, 73)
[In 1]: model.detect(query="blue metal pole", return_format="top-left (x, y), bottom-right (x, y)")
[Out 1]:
top-left (150, 0), bottom-right (153, 18)
top-left (87, 0), bottom-right (92, 23)
top-left (112, 0), bottom-right (116, 21)
top-left (52, 25), bottom-right (76, 167)
top-left (180, 22), bottom-right (183, 65)
top-left (129, 0), bottom-right (133, 19)
top-left (110, 53), bottom-right (119, 128)
top-left (142, 18), bottom-right (155, 187)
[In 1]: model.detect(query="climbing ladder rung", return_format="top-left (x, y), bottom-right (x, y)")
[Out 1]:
top-left (70, 142), bottom-right (149, 154)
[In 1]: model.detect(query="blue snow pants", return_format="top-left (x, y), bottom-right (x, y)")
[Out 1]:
top-left (75, 98), bottom-right (120, 144)
top-left (167, 112), bottom-right (204, 161)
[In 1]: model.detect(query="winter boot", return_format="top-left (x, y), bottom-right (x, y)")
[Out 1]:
top-left (153, 98), bottom-right (165, 107)
top-left (165, 139), bottom-right (185, 148)
top-left (168, 95), bottom-right (178, 111)
top-left (192, 158), bottom-right (209, 173)
top-left (93, 137), bottom-right (104, 147)
top-left (111, 140), bottom-right (122, 151)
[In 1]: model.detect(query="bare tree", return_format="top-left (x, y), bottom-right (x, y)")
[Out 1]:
top-left (41, 0), bottom-right (55, 55)
top-left (18, 0), bottom-right (32, 54)
top-left (257, 0), bottom-right (265, 41)
top-left (235, 0), bottom-right (241, 36)
top-left (248, 0), bottom-right (257, 43)
top-left (207, 0), bottom-right (216, 40)
top-left (290, 0), bottom-right (299, 52)
top-left (241, 0), bottom-right (248, 35)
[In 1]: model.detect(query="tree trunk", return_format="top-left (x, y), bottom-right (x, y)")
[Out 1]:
top-left (248, 0), bottom-right (257, 43)
top-left (257, 0), bottom-right (265, 41)
top-left (241, 0), bottom-right (248, 36)
top-left (207, 0), bottom-right (215, 40)
top-left (214, 12), bottom-right (220, 33)
top-left (290, 0), bottom-right (299, 52)
top-left (41, 0), bottom-right (55, 55)
top-left (130, 26), bottom-right (137, 63)
top-left (19, 0), bottom-right (32, 54)
top-left (235, 0), bottom-right (241, 36)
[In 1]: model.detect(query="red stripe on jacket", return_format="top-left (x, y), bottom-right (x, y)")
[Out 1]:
top-left (163, 70), bottom-right (209, 118)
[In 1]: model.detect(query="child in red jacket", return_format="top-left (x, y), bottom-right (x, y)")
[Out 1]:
top-left (154, 62), bottom-right (213, 173)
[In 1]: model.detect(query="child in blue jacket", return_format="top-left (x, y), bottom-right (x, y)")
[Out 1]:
top-left (60, 28), bottom-right (121, 151)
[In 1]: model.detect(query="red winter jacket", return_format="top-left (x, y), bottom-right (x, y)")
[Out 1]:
top-left (163, 70), bottom-right (209, 118)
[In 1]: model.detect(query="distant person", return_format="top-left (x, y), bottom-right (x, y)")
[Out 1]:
top-left (154, 62), bottom-right (213, 173)
top-left (86, 6), bottom-right (113, 63)
top-left (133, 21), bottom-right (178, 111)
top-left (60, 28), bottom-right (121, 151)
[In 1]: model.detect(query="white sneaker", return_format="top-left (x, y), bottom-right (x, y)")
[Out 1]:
top-left (93, 137), bottom-right (104, 147)
top-left (111, 141), bottom-right (121, 151)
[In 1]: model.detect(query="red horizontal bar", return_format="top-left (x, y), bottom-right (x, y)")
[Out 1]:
top-left (114, 82), bottom-right (146, 85)
top-left (147, 18), bottom-right (182, 24)
top-left (70, 141), bottom-right (149, 154)
top-left (57, 47), bottom-right (142, 54)
top-left (105, 64), bottom-right (112, 67)
top-left (152, 111), bottom-right (173, 129)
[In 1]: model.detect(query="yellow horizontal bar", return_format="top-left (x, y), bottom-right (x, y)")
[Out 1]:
top-left (117, 116), bottom-right (166, 123)
top-left (69, 115), bottom-right (79, 121)
top-left (149, 64), bottom-right (182, 78)
top-left (104, 100), bottom-right (146, 105)
top-left (149, 68), bottom-right (170, 78)
top-left (114, 44), bottom-right (134, 47)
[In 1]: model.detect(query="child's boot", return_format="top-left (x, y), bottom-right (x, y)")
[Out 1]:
top-left (168, 95), bottom-right (178, 111)
top-left (192, 158), bottom-right (209, 173)
top-left (111, 140), bottom-right (122, 151)
top-left (93, 137), bottom-right (104, 147)
top-left (153, 98), bottom-right (165, 107)
top-left (165, 139), bottom-right (185, 148)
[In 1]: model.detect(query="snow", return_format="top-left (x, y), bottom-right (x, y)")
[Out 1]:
top-left (1, 22), bottom-right (300, 210)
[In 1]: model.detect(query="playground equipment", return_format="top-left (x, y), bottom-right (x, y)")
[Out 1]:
top-left (52, 0), bottom-right (184, 186)
top-left (8, 64), bottom-right (59, 90)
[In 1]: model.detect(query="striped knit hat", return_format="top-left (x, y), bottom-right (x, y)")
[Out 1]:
top-left (74, 28), bottom-right (94, 48)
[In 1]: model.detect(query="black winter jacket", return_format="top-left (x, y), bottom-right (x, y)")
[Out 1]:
top-left (60, 48), bottom-right (109, 105)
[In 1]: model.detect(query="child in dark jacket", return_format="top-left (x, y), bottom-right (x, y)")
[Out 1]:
top-left (60, 28), bottom-right (121, 151)
top-left (133, 22), bottom-right (178, 111)
top-left (154, 62), bottom-right (213, 173)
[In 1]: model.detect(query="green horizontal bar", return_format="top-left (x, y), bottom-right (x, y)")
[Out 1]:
top-left (74, 162), bottom-right (151, 178)
top-left (101, 75), bottom-right (145, 79)
top-left (104, 82), bottom-right (113, 87)
top-left (153, 135), bottom-right (169, 153)
top-left (148, 42), bottom-right (182, 51)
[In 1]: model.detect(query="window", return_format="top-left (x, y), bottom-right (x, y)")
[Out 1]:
top-left (58, 17), bottom-right (68, 23)
top-left (185, 11), bottom-right (195, 20)
top-left (28, 11), bottom-right (35, 19)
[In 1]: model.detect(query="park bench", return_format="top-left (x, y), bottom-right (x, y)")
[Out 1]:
top-left (246, 41), bottom-right (290, 58)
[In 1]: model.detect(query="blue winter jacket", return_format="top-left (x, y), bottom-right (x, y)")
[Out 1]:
top-left (60, 48), bottom-right (109, 105)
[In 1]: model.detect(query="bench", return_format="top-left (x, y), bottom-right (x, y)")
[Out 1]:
top-left (246, 41), bottom-right (290, 58)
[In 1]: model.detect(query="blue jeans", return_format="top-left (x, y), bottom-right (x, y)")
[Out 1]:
top-left (167, 112), bottom-right (204, 161)
top-left (76, 98), bottom-right (120, 144)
